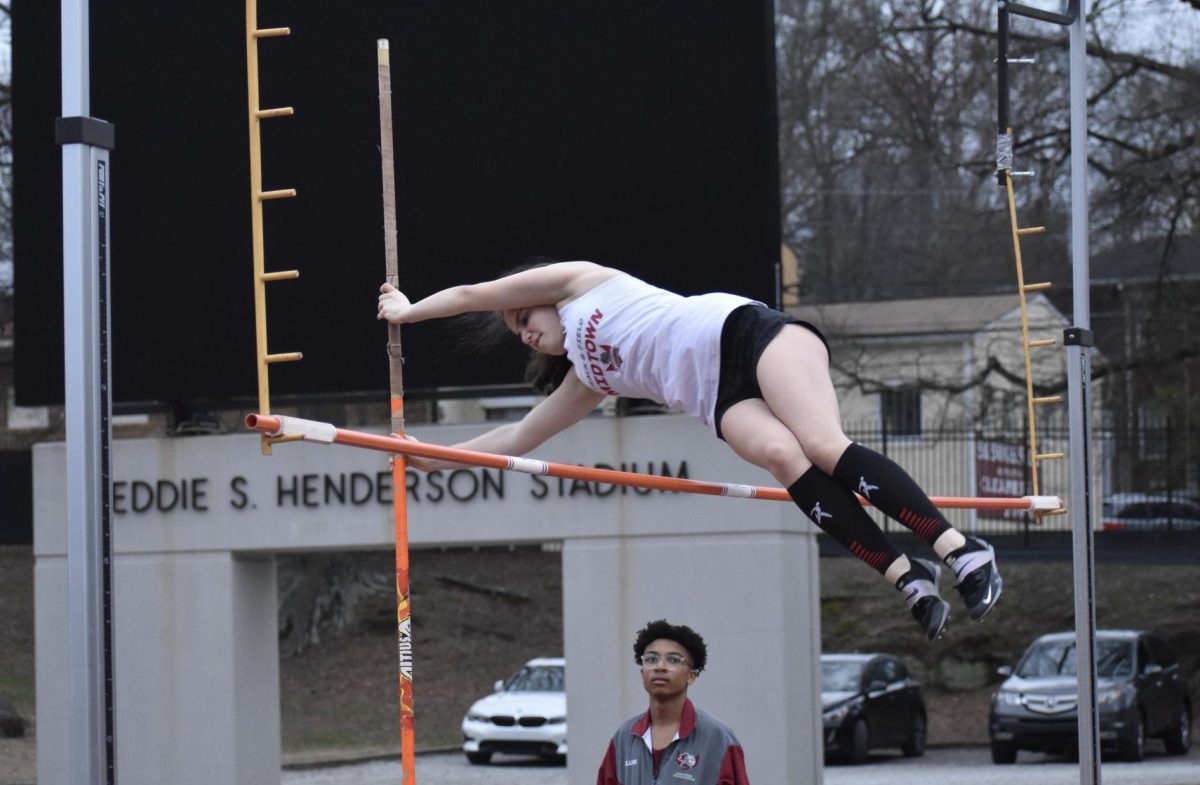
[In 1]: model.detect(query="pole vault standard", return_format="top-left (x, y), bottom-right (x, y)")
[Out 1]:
top-left (245, 414), bottom-right (1064, 512)
top-left (60, 1), bottom-right (117, 782)
top-left (997, 4), bottom-right (1100, 783)
top-left (375, 39), bottom-right (417, 785)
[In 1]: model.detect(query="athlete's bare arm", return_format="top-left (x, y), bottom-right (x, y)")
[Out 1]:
top-left (378, 262), bottom-right (621, 325)
top-left (403, 373), bottom-right (606, 472)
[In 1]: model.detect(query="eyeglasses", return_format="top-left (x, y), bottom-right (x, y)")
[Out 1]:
top-left (638, 653), bottom-right (691, 669)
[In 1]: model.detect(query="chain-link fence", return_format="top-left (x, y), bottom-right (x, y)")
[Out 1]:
top-left (837, 419), bottom-right (1199, 537)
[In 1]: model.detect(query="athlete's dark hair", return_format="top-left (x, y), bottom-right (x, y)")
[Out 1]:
top-left (633, 619), bottom-right (708, 673)
top-left (452, 257), bottom-right (573, 395)
top-left (524, 351), bottom-right (573, 395)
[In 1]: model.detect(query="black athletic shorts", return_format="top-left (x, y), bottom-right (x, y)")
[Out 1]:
top-left (713, 304), bottom-right (830, 441)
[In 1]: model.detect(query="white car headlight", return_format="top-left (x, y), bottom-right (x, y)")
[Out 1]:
top-left (1096, 685), bottom-right (1129, 710)
top-left (547, 716), bottom-right (566, 724)
top-left (994, 690), bottom-right (1022, 707)
top-left (823, 699), bottom-right (861, 725)
top-left (466, 712), bottom-right (489, 723)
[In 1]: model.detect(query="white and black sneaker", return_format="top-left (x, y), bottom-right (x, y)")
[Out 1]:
top-left (945, 536), bottom-right (1003, 621)
top-left (896, 558), bottom-right (950, 642)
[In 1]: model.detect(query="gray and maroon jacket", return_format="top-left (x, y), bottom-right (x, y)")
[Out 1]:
top-left (596, 699), bottom-right (749, 785)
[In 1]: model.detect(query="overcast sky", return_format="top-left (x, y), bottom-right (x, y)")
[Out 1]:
top-left (1089, 0), bottom-right (1199, 62)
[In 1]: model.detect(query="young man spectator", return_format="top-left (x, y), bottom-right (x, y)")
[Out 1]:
top-left (596, 619), bottom-right (749, 785)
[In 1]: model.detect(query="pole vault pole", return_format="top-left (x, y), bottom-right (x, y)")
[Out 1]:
top-left (377, 39), bottom-right (417, 784)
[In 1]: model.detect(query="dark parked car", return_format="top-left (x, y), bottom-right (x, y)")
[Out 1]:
top-left (1102, 493), bottom-right (1200, 531)
top-left (989, 630), bottom-right (1193, 763)
top-left (821, 653), bottom-right (926, 763)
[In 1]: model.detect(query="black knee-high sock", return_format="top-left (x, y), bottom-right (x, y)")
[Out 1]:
top-left (788, 467), bottom-right (901, 574)
top-left (831, 442), bottom-right (952, 545)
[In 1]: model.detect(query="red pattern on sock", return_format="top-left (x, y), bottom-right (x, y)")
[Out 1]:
top-left (849, 540), bottom-right (890, 571)
top-left (900, 508), bottom-right (942, 541)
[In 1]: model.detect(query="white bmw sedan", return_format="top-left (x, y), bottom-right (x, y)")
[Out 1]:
top-left (461, 657), bottom-right (567, 765)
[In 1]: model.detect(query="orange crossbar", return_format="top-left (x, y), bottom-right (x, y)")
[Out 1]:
top-left (245, 414), bottom-right (1064, 512)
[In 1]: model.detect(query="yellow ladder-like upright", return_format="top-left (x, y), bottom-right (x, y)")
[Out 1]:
top-left (246, 0), bottom-right (302, 454)
top-left (1002, 160), bottom-right (1067, 521)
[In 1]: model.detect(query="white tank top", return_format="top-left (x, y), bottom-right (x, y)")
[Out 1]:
top-left (558, 275), bottom-right (756, 429)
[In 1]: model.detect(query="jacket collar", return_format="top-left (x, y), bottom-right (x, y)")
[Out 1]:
top-left (631, 697), bottom-right (696, 738)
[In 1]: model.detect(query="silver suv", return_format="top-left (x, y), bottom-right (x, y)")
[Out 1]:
top-left (989, 630), bottom-right (1192, 762)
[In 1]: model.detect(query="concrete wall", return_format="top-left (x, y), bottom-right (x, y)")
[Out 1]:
top-left (35, 414), bottom-right (823, 784)
top-left (563, 530), bottom-right (821, 785)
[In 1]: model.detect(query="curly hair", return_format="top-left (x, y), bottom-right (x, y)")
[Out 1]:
top-left (633, 619), bottom-right (708, 673)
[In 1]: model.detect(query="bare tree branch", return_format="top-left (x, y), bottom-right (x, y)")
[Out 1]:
top-left (925, 16), bottom-right (1200, 88)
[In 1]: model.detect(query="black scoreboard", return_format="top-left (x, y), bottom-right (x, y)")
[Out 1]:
top-left (13, 0), bottom-right (779, 406)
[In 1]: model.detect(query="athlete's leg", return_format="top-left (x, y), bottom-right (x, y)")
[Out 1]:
top-left (742, 324), bottom-right (851, 473)
top-left (719, 399), bottom-right (949, 640)
top-left (753, 325), bottom-right (948, 534)
top-left (754, 325), bottom-right (1002, 621)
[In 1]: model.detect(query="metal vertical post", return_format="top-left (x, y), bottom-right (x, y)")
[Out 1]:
top-left (880, 414), bottom-right (890, 532)
top-left (996, 3), bottom-right (1097, 780)
top-left (60, 1), bottom-right (117, 783)
top-left (1066, 2), bottom-right (1100, 782)
top-left (996, 3), bottom-right (1010, 187)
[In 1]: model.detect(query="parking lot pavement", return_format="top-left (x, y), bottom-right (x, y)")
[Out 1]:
top-left (283, 745), bottom-right (1200, 785)
top-left (823, 745), bottom-right (1200, 785)
top-left (282, 753), bottom-right (567, 785)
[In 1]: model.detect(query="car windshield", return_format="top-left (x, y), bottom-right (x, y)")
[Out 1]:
top-left (504, 665), bottom-right (564, 692)
top-left (821, 660), bottom-right (863, 692)
top-left (1015, 639), bottom-right (1134, 678)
